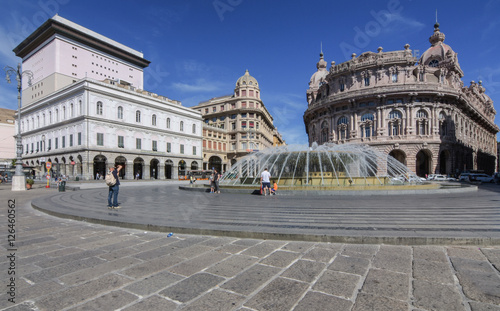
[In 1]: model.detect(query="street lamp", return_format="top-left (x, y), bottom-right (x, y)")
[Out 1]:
top-left (4, 63), bottom-right (34, 191)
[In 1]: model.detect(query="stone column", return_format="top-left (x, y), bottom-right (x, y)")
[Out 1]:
top-left (173, 164), bottom-right (179, 179)
top-left (125, 161), bottom-right (133, 180)
top-left (158, 163), bottom-right (165, 180)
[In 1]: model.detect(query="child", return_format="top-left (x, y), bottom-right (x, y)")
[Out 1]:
top-left (209, 173), bottom-right (214, 193)
top-left (270, 180), bottom-right (278, 195)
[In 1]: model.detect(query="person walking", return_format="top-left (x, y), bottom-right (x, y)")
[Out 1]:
top-left (260, 168), bottom-right (271, 196)
top-left (214, 169), bottom-right (221, 193)
top-left (107, 165), bottom-right (122, 209)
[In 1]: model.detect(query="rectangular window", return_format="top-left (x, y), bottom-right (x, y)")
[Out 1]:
top-left (48, 139), bottom-right (51, 150)
top-left (249, 90), bottom-right (254, 97)
top-left (249, 121), bottom-right (255, 128)
top-left (152, 140), bottom-right (157, 151)
top-left (208, 141), bottom-right (212, 149)
top-left (205, 108), bottom-right (209, 114)
top-left (392, 73), bottom-right (398, 83)
top-left (97, 133), bottom-right (103, 146)
top-left (340, 83), bottom-right (345, 92)
top-left (242, 90), bottom-right (246, 97)
top-left (241, 113), bottom-right (247, 118)
top-left (70, 134), bottom-right (73, 147)
top-left (212, 107), bottom-right (216, 112)
top-left (203, 140), bottom-right (206, 148)
top-left (78, 132), bottom-right (82, 145)
top-left (231, 143), bottom-right (236, 150)
top-left (231, 122), bottom-right (236, 130)
top-left (231, 103), bottom-right (235, 109)
top-left (193, 146), bottom-right (196, 155)
top-left (136, 138), bottom-right (141, 149)
top-left (231, 114), bottom-right (237, 119)
top-left (118, 136), bottom-right (124, 148)
top-left (36, 142), bottom-right (39, 152)
top-left (180, 144), bottom-right (184, 154)
top-left (242, 142), bottom-right (247, 150)
top-left (55, 138), bottom-right (58, 149)
top-left (62, 136), bottom-right (66, 148)
top-left (220, 105), bottom-right (224, 111)
top-left (241, 121), bottom-right (247, 128)
top-left (31, 143), bottom-right (34, 153)
top-left (241, 102), bottom-right (247, 108)
top-left (167, 142), bottom-right (171, 153)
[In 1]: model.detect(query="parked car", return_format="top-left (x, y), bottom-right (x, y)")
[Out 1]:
top-left (446, 176), bottom-right (458, 181)
top-left (458, 173), bottom-right (471, 181)
top-left (468, 174), bottom-right (494, 183)
top-left (432, 174), bottom-right (447, 181)
top-left (426, 174), bottom-right (437, 181)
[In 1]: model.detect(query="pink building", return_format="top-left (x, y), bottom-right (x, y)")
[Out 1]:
top-left (0, 108), bottom-right (16, 160)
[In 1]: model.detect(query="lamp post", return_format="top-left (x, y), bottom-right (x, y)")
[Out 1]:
top-left (4, 63), bottom-right (34, 191)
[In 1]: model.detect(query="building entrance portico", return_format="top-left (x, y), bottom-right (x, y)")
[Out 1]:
top-left (93, 155), bottom-right (107, 180)
top-left (416, 149), bottom-right (432, 177)
top-left (134, 157), bottom-right (144, 180)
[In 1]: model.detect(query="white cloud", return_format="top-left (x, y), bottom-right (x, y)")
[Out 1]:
top-left (171, 79), bottom-right (223, 93)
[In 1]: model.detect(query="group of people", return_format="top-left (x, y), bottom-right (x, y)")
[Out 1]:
top-left (209, 169), bottom-right (221, 193)
top-left (260, 168), bottom-right (278, 196)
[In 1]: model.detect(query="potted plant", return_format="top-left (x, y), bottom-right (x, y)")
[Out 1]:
top-left (26, 178), bottom-right (34, 189)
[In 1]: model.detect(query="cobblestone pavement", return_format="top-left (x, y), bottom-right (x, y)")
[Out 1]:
top-left (0, 183), bottom-right (499, 310)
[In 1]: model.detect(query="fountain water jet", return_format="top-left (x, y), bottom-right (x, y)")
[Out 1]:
top-left (220, 143), bottom-right (424, 189)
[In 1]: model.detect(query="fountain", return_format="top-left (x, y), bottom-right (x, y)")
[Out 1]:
top-left (220, 143), bottom-right (428, 191)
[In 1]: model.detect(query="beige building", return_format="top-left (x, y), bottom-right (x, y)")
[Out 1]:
top-left (304, 23), bottom-right (498, 176)
top-left (192, 70), bottom-right (285, 172)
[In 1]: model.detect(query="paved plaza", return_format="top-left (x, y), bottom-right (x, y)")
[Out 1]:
top-left (0, 180), bottom-right (499, 310)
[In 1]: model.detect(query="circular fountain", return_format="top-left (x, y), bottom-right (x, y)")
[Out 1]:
top-left (220, 143), bottom-right (432, 192)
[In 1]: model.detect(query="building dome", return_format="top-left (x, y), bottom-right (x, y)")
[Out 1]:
top-left (236, 70), bottom-right (259, 88)
top-left (309, 52), bottom-right (328, 88)
top-left (419, 23), bottom-right (456, 67)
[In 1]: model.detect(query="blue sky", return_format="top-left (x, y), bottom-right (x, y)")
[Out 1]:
top-left (1, 0), bottom-right (499, 144)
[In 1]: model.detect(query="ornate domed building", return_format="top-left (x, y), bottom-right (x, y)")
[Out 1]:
top-left (193, 70), bottom-right (285, 172)
top-left (303, 23), bottom-right (498, 176)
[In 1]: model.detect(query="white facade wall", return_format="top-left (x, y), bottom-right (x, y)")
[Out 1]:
top-left (18, 78), bottom-right (203, 180)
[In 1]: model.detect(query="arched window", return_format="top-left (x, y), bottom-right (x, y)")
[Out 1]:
top-left (152, 114), bottom-right (157, 126)
top-left (360, 113), bottom-right (374, 138)
top-left (42, 113), bottom-right (46, 126)
top-left (337, 116), bottom-right (349, 125)
top-left (320, 121), bottom-right (329, 143)
top-left (388, 110), bottom-right (402, 136)
top-left (192, 123), bottom-right (196, 134)
top-left (439, 112), bottom-right (448, 136)
top-left (56, 109), bottom-right (59, 122)
top-left (388, 110), bottom-right (401, 119)
top-left (429, 59), bottom-right (439, 67)
top-left (117, 106), bottom-right (123, 119)
top-left (166, 118), bottom-right (171, 129)
top-left (180, 121), bottom-right (184, 131)
top-left (49, 111), bottom-right (52, 124)
top-left (416, 109), bottom-right (427, 119)
top-left (62, 106), bottom-right (66, 120)
top-left (361, 113), bottom-right (374, 121)
top-left (439, 112), bottom-right (446, 120)
top-left (416, 109), bottom-right (428, 135)
top-left (337, 116), bottom-right (349, 140)
top-left (70, 103), bottom-right (74, 117)
top-left (96, 101), bottom-right (103, 115)
top-left (136, 110), bottom-right (141, 123)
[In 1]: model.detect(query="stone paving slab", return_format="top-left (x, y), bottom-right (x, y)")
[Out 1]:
top-left (1, 184), bottom-right (500, 310)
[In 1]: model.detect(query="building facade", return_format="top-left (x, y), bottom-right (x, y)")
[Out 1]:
top-left (192, 70), bottom-right (285, 172)
top-left (304, 23), bottom-right (498, 176)
top-left (0, 108), bottom-right (16, 162)
top-left (13, 15), bottom-right (202, 180)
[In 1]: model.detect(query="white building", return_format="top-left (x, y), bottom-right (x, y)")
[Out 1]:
top-left (12, 15), bottom-right (202, 180)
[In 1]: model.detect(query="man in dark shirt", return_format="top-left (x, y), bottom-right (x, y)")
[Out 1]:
top-left (108, 165), bottom-right (122, 209)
